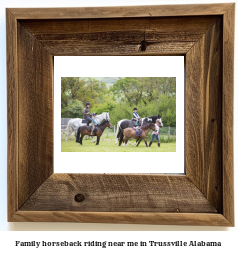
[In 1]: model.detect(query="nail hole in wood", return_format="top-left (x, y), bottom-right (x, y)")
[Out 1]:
top-left (74, 193), bottom-right (85, 202)
top-left (211, 119), bottom-right (215, 122)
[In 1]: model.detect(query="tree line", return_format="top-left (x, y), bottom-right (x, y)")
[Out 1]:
top-left (61, 77), bottom-right (176, 127)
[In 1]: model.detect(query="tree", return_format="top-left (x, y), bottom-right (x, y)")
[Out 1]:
top-left (110, 77), bottom-right (176, 106)
top-left (61, 77), bottom-right (70, 107)
top-left (70, 78), bottom-right (85, 101)
top-left (110, 77), bottom-right (144, 106)
top-left (61, 100), bottom-right (84, 118)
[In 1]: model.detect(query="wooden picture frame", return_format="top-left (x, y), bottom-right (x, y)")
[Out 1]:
top-left (7, 3), bottom-right (234, 226)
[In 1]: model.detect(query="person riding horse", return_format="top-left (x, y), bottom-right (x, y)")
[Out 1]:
top-left (90, 113), bottom-right (97, 135)
top-left (83, 102), bottom-right (92, 125)
top-left (132, 107), bottom-right (142, 127)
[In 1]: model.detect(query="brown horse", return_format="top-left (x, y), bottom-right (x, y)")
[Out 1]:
top-left (76, 120), bottom-right (113, 145)
top-left (119, 123), bottom-right (155, 147)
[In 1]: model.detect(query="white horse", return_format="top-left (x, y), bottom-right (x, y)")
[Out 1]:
top-left (65, 112), bottom-right (110, 142)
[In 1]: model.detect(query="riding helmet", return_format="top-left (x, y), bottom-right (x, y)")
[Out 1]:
top-left (92, 112), bottom-right (97, 116)
top-left (86, 102), bottom-right (90, 106)
top-left (133, 107), bottom-right (137, 110)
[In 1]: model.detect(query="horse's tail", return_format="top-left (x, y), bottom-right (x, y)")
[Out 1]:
top-left (76, 127), bottom-right (81, 143)
top-left (115, 121), bottom-right (120, 138)
top-left (119, 129), bottom-right (124, 146)
top-left (116, 120), bottom-right (124, 138)
top-left (66, 119), bottom-right (71, 133)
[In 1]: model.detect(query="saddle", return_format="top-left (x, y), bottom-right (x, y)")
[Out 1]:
top-left (82, 119), bottom-right (92, 126)
top-left (134, 127), bottom-right (143, 136)
top-left (132, 118), bottom-right (142, 127)
top-left (82, 119), bottom-right (91, 124)
top-left (90, 126), bottom-right (98, 134)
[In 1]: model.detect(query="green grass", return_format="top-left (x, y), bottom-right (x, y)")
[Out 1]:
top-left (61, 136), bottom-right (176, 152)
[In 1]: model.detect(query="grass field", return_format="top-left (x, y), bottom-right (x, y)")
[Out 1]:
top-left (61, 135), bottom-right (176, 152)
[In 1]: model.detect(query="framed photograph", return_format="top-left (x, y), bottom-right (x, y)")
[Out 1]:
top-left (56, 56), bottom-right (184, 174)
top-left (7, 3), bottom-right (234, 225)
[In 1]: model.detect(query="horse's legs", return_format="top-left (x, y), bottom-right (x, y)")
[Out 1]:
top-left (136, 138), bottom-right (142, 147)
top-left (144, 139), bottom-right (148, 147)
top-left (66, 129), bottom-right (74, 142)
top-left (96, 136), bottom-right (100, 145)
top-left (134, 139), bottom-right (140, 146)
top-left (80, 134), bottom-right (84, 145)
top-left (115, 130), bottom-right (121, 146)
top-left (124, 139), bottom-right (129, 147)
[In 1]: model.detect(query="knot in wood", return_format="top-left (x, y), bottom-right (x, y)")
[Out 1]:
top-left (140, 40), bottom-right (148, 51)
top-left (74, 193), bottom-right (85, 202)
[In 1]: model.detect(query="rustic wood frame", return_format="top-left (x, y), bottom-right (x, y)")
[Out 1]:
top-left (7, 4), bottom-right (234, 226)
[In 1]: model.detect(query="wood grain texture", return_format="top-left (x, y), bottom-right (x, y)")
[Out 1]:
top-left (19, 17), bottom-right (218, 56)
top-left (8, 4), bottom-right (233, 19)
top-left (38, 41), bottom-right (193, 56)
top-left (7, 9), bottom-right (18, 221)
top-left (20, 16), bottom-right (218, 34)
top-left (17, 23), bottom-right (54, 208)
top-left (20, 174), bottom-right (217, 213)
top-left (222, 4), bottom-right (235, 226)
top-left (11, 211), bottom-right (232, 226)
top-left (186, 18), bottom-right (223, 212)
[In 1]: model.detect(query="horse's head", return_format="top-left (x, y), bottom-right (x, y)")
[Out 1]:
top-left (97, 112), bottom-right (110, 123)
top-left (156, 117), bottom-right (163, 127)
top-left (106, 120), bottom-right (113, 129)
top-left (105, 112), bottom-right (110, 121)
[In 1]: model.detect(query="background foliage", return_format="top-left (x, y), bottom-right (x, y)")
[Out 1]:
top-left (61, 77), bottom-right (176, 126)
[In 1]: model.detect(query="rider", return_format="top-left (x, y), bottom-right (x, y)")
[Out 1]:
top-left (132, 107), bottom-right (142, 127)
top-left (83, 102), bottom-right (92, 125)
top-left (149, 119), bottom-right (161, 147)
top-left (90, 113), bottom-right (97, 135)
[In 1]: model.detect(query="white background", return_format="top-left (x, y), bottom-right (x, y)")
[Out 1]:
top-left (55, 56), bottom-right (184, 173)
top-left (0, 0), bottom-right (237, 252)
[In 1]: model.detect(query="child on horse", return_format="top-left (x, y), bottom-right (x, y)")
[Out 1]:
top-left (149, 119), bottom-right (161, 147)
top-left (132, 107), bottom-right (142, 127)
top-left (90, 113), bottom-right (97, 135)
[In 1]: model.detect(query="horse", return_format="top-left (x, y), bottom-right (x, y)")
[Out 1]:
top-left (65, 112), bottom-right (110, 142)
top-left (119, 123), bottom-right (156, 147)
top-left (135, 117), bottom-right (163, 146)
top-left (115, 115), bottom-right (161, 146)
top-left (76, 120), bottom-right (113, 145)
